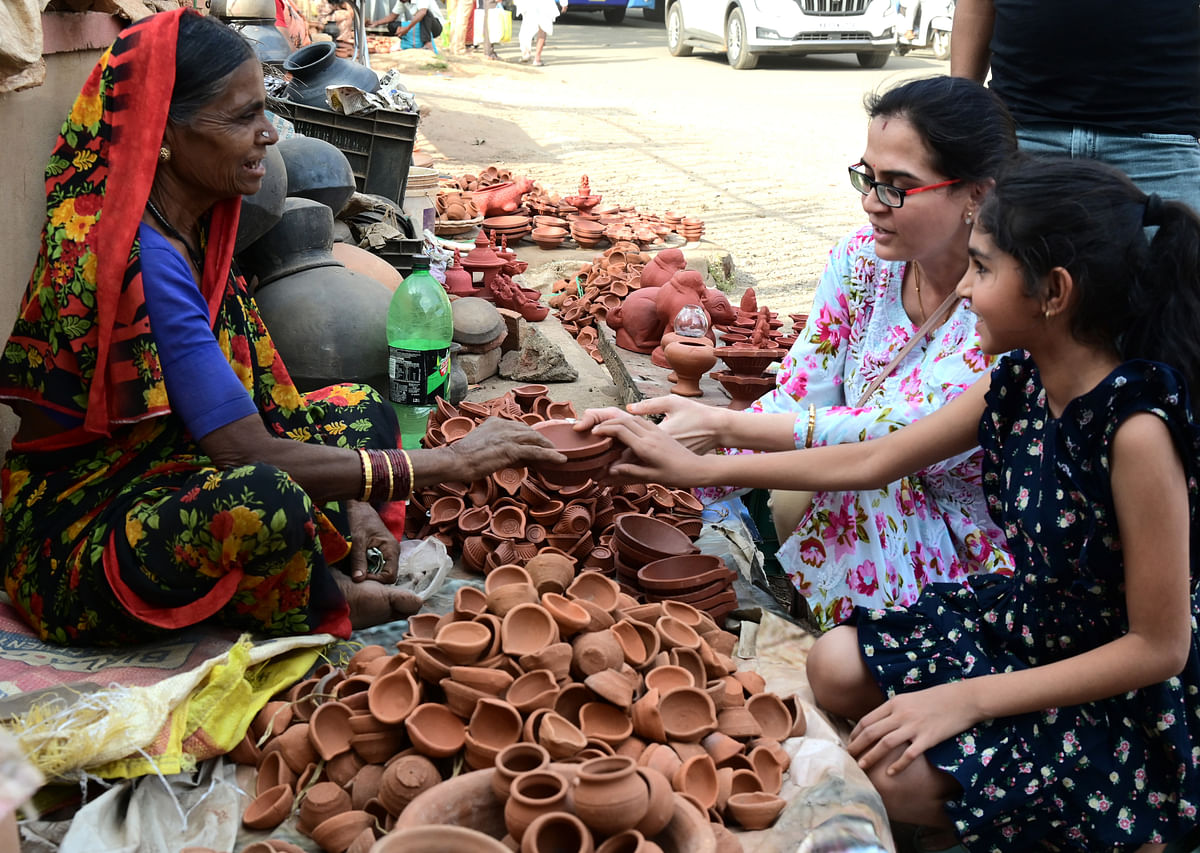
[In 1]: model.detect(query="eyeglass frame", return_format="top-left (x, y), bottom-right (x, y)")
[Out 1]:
top-left (848, 162), bottom-right (961, 208)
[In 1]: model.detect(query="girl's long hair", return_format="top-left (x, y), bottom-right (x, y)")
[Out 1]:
top-left (978, 155), bottom-right (1200, 389)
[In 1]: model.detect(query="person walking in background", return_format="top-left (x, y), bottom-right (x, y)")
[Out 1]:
top-left (952, 0), bottom-right (1200, 213)
top-left (516, 0), bottom-right (565, 65)
top-left (368, 0), bottom-right (446, 49)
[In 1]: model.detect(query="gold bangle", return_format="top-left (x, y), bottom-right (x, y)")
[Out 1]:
top-left (358, 448), bottom-right (373, 501)
top-left (399, 449), bottom-right (415, 502)
top-left (804, 404), bottom-right (816, 449)
top-left (378, 449), bottom-right (395, 503)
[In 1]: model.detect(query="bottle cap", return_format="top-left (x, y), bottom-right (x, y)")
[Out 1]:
top-left (411, 254), bottom-right (430, 270)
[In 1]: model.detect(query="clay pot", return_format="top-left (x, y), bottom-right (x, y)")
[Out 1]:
top-left (723, 791), bottom-right (785, 830)
top-left (520, 811), bottom-right (594, 853)
top-left (379, 754), bottom-right (442, 816)
top-left (672, 754), bottom-right (719, 811)
top-left (406, 703), bottom-right (467, 758)
top-left (369, 825), bottom-right (512, 853)
top-left (571, 630), bottom-right (625, 678)
top-left (436, 621), bottom-right (493, 664)
top-left (542, 592), bottom-right (592, 637)
top-left (595, 831), bottom-right (665, 853)
top-left (501, 603), bottom-right (560, 657)
top-left (506, 668), bottom-right (560, 714)
top-left (664, 340), bottom-right (718, 398)
top-left (578, 702), bottom-right (635, 745)
top-left (299, 781), bottom-right (352, 833)
top-left (503, 770), bottom-right (571, 842)
top-left (492, 742), bottom-right (552, 802)
top-left (365, 668), bottom-right (421, 726)
top-left (242, 783), bottom-right (293, 830)
top-left (634, 766), bottom-right (675, 838)
top-left (310, 810), bottom-right (376, 853)
top-left (571, 755), bottom-right (649, 837)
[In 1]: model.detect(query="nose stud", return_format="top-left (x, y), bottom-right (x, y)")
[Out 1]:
top-left (260, 130), bottom-right (271, 138)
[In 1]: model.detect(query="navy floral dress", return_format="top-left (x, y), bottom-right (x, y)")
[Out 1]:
top-left (855, 353), bottom-right (1200, 851)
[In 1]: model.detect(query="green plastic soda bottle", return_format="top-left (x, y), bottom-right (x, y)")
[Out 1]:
top-left (386, 255), bottom-right (453, 449)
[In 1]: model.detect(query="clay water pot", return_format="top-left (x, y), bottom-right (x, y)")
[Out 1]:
top-left (595, 830), bottom-right (663, 853)
top-left (570, 755), bottom-right (649, 837)
top-left (379, 754), bottom-right (442, 816)
top-left (519, 642), bottom-right (573, 681)
top-left (503, 770), bottom-right (571, 842)
top-left (242, 783), bottom-right (294, 831)
top-left (506, 668), bottom-right (560, 714)
top-left (521, 811), bottom-right (594, 853)
top-left (536, 712), bottom-right (588, 760)
top-left (578, 702), bottom-right (634, 745)
top-left (274, 134), bottom-right (357, 215)
top-left (310, 810), bottom-right (376, 853)
top-left (308, 700), bottom-right (355, 761)
top-left (436, 621), bottom-right (493, 664)
top-left (571, 630), bottom-right (625, 678)
top-left (566, 572), bottom-right (621, 613)
top-left (299, 781), bottom-right (353, 833)
top-left (283, 41), bottom-right (379, 108)
top-left (501, 604), bottom-right (560, 657)
top-left (492, 742), bottom-right (552, 802)
top-left (369, 825), bottom-right (512, 853)
top-left (672, 754), bottom-right (719, 811)
top-left (406, 703), bottom-right (467, 758)
top-left (541, 593), bottom-right (592, 637)
top-left (366, 667), bottom-right (421, 726)
top-left (723, 791), bottom-right (785, 830)
top-left (634, 766), bottom-right (675, 838)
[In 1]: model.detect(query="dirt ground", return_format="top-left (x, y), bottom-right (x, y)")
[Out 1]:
top-left (368, 25), bottom-right (939, 315)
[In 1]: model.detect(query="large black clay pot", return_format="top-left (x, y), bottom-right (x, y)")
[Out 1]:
top-left (238, 198), bottom-right (342, 289)
top-left (236, 143), bottom-right (288, 253)
top-left (233, 23), bottom-right (293, 65)
top-left (283, 42), bottom-right (379, 109)
top-left (276, 136), bottom-right (357, 215)
top-left (251, 199), bottom-right (393, 396)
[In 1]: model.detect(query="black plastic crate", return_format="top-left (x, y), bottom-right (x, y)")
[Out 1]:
top-left (277, 100), bottom-right (419, 206)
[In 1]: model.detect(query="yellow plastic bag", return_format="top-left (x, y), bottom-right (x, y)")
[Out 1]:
top-left (473, 5), bottom-right (512, 43)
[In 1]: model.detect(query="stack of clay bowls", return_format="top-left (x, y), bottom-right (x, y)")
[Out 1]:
top-left (230, 571), bottom-right (803, 850)
top-left (677, 219), bottom-right (705, 244)
top-left (409, 390), bottom-right (707, 591)
top-left (636, 554), bottom-right (739, 624)
top-left (530, 225), bottom-right (568, 250)
top-left (481, 214), bottom-right (532, 245)
top-left (570, 218), bottom-right (606, 249)
top-left (529, 420), bottom-right (621, 488)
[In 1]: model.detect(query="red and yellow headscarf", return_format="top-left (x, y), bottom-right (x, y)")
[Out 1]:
top-left (0, 9), bottom-right (242, 449)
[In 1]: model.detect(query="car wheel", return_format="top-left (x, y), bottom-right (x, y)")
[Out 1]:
top-left (856, 50), bottom-right (889, 68)
top-left (642, 0), bottom-right (664, 21)
top-left (894, 43), bottom-right (910, 56)
top-left (931, 29), bottom-right (951, 60)
top-left (603, 6), bottom-right (626, 23)
top-left (666, 4), bottom-right (692, 55)
top-left (725, 7), bottom-right (758, 69)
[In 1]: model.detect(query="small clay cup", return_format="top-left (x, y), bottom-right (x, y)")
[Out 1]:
top-left (521, 811), bottom-right (594, 853)
top-left (492, 742), bottom-right (552, 802)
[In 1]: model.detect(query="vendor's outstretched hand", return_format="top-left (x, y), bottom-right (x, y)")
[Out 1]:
top-left (448, 417), bottom-right (566, 482)
top-left (589, 410), bottom-right (709, 487)
top-left (577, 396), bottom-right (724, 454)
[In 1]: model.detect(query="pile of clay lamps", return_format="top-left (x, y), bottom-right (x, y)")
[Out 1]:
top-left (229, 563), bottom-right (803, 852)
top-left (434, 190), bottom-right (483, 238)
top-left (407, 389), bottom-right (708, 599)
top-left (547, 244), bottom-right (655, 364)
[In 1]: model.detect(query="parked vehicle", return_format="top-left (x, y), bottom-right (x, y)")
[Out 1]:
top-left (629, 0), bottom-right (664, 21)
top-left (562, 0), bottom-right (632, 24)
top-left (895, 0), bottom-right (952, 60)
top-left (666, 0), bottom-right (896, 70)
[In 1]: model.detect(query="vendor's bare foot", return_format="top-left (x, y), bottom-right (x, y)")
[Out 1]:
top-left (334, 572), bottom-right (422, 629)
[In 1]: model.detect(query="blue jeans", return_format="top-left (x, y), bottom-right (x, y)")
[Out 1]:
top-left (1018, 124), bottom-right (1200, 216)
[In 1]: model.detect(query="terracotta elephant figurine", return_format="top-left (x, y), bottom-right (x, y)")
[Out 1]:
top-left (608, 269), bottom-right (736, 354)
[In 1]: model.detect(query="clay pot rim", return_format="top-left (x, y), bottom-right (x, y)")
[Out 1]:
top-left (530, 420), bottom-right (612, 459)
top-left (636, 555), bottom-right (727, 592)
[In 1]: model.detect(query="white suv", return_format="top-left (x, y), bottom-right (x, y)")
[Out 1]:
top-left (666, 0), bottom-right (897, 70)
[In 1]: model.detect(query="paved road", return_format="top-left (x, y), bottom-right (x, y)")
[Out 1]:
top-left (384, 16), bottom-right (948, 314)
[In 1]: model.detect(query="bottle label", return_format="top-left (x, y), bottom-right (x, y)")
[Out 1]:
top-left (387, 346), bottom-right (450, 406)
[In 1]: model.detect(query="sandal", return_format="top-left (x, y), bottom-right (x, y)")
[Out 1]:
top-left (532, 59), bottom-right (544, 66)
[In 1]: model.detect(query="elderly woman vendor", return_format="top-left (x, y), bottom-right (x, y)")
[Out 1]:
top-left (0, 10), bottom-right (563, 646)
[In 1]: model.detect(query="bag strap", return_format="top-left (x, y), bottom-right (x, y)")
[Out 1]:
top-left (854, 289), bottom-right (961, 408)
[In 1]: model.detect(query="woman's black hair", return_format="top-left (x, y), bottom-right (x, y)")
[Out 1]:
top-left (978, 155), bottom-right (1200, 389)
top-left (864, 76), bottom-right (1017, 183)
top-left (169, 12), bottom-right (256, 125)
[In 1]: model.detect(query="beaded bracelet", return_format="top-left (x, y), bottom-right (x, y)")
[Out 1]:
top-left (804, 403), bottom-right (817, 449)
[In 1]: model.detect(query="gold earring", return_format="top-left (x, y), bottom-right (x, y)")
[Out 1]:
top-left (964, 211), bottom-right (974, 225)
top-left (1044, 308), bottom-right (1051, 320)
top-left (159, 146), bottom-right (171, 162)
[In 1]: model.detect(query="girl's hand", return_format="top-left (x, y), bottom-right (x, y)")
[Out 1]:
top-left (577, 397), bottom-right (725, 454)
top-left (589, 411), bottom-right (710, 487)
top-left (346, 500), bottom-right (400, 582)
top-left (847, 682), bottom-right (982, 776)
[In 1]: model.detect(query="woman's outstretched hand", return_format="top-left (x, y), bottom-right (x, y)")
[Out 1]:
top-left (847, 682), bottom-right (982, 777)
top-left (575, 396), bottom-right (725, 454)
top-left (586, 410), bottom-right (710, 487)
top-left (447, 417), bottom-right (566, 482)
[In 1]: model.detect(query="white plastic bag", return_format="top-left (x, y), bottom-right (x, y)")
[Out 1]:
top-left (394, 537), bottom-right (453, 601)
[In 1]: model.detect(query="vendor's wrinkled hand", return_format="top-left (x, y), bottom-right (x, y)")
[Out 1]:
top-left (448, 418), bottom-right (566, 481)
top-left (589, 411), bottom-right (707, 487)
top-left (346, 500), bottom-right (400, 583)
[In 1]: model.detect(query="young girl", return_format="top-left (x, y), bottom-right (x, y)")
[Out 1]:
top-left (582, 156), bottom-right (1200, 851)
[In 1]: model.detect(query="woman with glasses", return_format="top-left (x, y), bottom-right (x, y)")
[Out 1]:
top-left (597, 76), bottom-right (1019, 630)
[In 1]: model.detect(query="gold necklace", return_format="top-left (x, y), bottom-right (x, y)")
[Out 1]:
top-left (911, 264), bottom-right (927, 324)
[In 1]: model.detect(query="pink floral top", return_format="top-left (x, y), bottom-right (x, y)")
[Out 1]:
top-left (704, 227), bottom-right (1014, 628)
